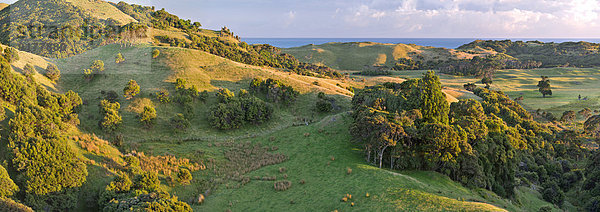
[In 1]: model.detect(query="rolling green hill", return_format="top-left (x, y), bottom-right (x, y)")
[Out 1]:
top-left (282, 42), bottom-right (493, 71)
top-left (0, 0), bottom-right (591, 211)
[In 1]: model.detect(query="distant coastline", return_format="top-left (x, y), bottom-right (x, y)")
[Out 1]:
top-left (241, 38), bottom-right (600, 49)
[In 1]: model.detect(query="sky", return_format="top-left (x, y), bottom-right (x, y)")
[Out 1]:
top-left (1, 0), bottom-right (599, 38)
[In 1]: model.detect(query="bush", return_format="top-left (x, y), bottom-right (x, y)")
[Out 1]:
top-left (123, 80), bottom-right (140, 99)
top-left (139, 105), bottom-right (157, 128)
top-left (216, 88), bottom-right (235, 103)
top-left (134, 172), bottom-right (161, 192)
top-left (23, 63), bottom-right (35, 76)
top-left (156, 89), bottom-right (171, 103)
top-left (99, 100), bottom-right (122, 132)
top-left (274, 180), bottom-right (292, 191)
top-left (170, 113), bottom-right (190, 131)
top-left (177, 168), bottom-right (192, 185)
top-left (152, 49), bottom-right (160, 58)
top-left (208, 96), bottom-right (273, 130)
top-left (45, 64), bottom-right (61, 81)
top-left (249, 78), bottom-right (298, 105)
top-left (115, 53), bottom-right (125, 64)
top-left (124, 155), bottom-right (141, 174)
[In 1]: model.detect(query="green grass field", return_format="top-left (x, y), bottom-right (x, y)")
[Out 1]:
top-left (46, 43), bottom-right (568, 211)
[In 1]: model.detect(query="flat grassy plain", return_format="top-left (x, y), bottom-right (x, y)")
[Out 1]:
top-left (48, 43), bottom-right (563, 211)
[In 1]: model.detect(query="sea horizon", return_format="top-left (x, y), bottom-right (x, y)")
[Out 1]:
top-left (241, 38), bottom-right (600, 49)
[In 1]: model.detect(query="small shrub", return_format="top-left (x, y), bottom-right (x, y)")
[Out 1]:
top-left (177, 168), bottom-right (192, 185)
top-left (197, 194), bottom-right (205, 204)
top-left (299, 179), bottom-right (305, 184)
top-left (115, 53), bottom-right (125, 64)
top-left (152, 49), bottom-right (160, 58)
top-left (123, 80), bottom-right (140, 99)
top-left (170, 113), bottom-right (190, 131)
top-left (347, 168), bottom-right (352, 175)
top-left (45, 64), bottom-right (61, 81)
top-left (304, 133), bottom-right (310, 137)
top-left (156, 89), bottom-right (171, 103)
top-left (274, 180), bottom-right (292, 191)
top-left (279, 167), bottom-right (287, 173)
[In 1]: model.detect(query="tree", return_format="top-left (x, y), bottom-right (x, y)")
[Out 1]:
top-left (560, 110), bottom-right (576, 123)
top-left (99, 100), bottom-right (122, 132)
top-left (139, 105), bottom-right (157, 128)
top-left (45, 64), bottom-right (61, 81)
top-left (542, 181), bottom-right (565, 207)
top-left (0, 165), bottom-right (18, 197)
top-left (152, 49), bottom-right (160, 58)
top-left (115, 53), bottom-right (125, 64)
top-left (177, 168), bottom-right (192, 185)
top-left (419, 71), bottom-right (450, 124)
top-left (537, 76), bottom-right (552, 98)
top-left (123, 80), bottom-right (140, 99)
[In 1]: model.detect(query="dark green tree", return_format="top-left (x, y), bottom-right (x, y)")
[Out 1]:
top-left (419, 71), bottom-right (449, 124)
top-left (537, 76), bottom-right (552, 98)
top-left (0, 165), bottom-right (18, 197)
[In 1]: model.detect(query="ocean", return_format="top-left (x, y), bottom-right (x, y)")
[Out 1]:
top-left (240, 38), bottom-right (600, 49)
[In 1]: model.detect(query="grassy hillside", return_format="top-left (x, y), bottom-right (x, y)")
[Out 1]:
top-left (65, 0), bottom-right (136, 25)
top-left (282, 42), bottom-right (492, 71)
top-left (46, 43), bottom-right (565, 211)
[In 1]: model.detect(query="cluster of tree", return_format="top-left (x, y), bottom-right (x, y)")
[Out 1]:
top-left (208, 88), bottom-right (273, 130)
top-left (0, 53), bottom-right (88, 210)
top-left (113, 2), bottom-right (155, 24)
top-left (99, 166), bottom-right (191, 212)
top-left (356, 66), bottom-right (392, 76)
top-left (392, 58), bottom-right (438, 71)
top-left (350, 71), bottom-right (591, 201)
top-left (99, 99), bottom-right (122, 132)
top-left (249, 78), bottom-right (299, 105)
top-left (83, 60), bottom-right (105, 80)
top-left (458, 40), bottom-right (600, 68)
top-left (0, 0), bottom-right (149, 58)
top-left (582, 152), bottom-right (600, 211)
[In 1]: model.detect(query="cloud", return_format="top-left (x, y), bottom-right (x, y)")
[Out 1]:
top-left (332, 0), bottom-right (600, 37)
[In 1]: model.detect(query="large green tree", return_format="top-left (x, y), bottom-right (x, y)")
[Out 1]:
top-left (537, 76), bottom-right (552, 98)
top-left (419, 71), bottom-right (450, 124)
